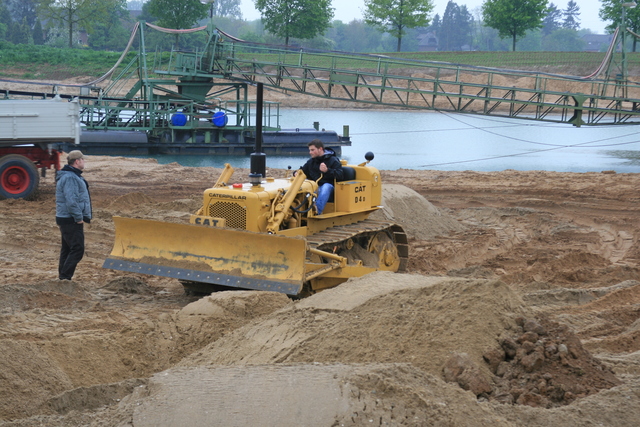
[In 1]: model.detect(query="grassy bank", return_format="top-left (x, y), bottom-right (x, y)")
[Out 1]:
top-left (0, 42), bottom-right (135, 79)
top-left (1, 42), bottom-right (639, 80)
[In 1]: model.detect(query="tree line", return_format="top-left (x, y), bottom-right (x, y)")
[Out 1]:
top-left (0, 0), bottom-right (632, 53)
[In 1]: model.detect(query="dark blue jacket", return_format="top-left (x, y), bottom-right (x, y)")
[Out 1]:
top-left (300, 148), bottom-right (344, 186)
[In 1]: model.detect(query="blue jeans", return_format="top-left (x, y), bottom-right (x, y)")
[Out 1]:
top-left (316, 183), bottom-right (334, 215)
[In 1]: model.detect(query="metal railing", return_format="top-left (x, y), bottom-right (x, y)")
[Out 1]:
top-left (195, 38), bottom-right (640, 126)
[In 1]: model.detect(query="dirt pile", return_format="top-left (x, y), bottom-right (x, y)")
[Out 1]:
top-left (482, 317), bottom-right (621, 407)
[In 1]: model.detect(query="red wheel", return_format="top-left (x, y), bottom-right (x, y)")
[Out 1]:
top-left (0, 155), bottom-right (40, 199)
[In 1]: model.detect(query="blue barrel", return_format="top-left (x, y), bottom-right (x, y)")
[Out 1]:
top-left (212, 111), bottom-right (228, 127)
top-left (171, 113), bottom-right (187, 126)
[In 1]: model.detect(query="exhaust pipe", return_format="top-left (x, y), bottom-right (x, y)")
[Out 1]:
top-left (250, 82), bottom-right (266, 186)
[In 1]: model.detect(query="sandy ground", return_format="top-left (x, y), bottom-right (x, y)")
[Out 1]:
top-left (2, 49), bottom-right (640, 426)
top-left (1, 155), bottom-right (639, 426)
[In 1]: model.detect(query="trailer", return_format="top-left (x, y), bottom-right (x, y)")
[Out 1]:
top-left (0, 97), bottom-right (80, 199)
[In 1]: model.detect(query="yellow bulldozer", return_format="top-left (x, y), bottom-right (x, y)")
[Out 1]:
top-left (103, 152), bottom-right (408, 297)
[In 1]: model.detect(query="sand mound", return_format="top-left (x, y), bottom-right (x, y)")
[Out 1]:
top-left (181, 272), bottom-right (526, 376)
top-left (0, 340), bottom-right (73, 419)
top-left (372, 184), bottom-right (464, 239)
top-left (174, 272), bottom-right (623, 409)
top-left (175, 290), bottom-right (291, 321)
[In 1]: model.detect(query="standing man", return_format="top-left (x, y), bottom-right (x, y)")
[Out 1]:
top-left (56, 150), bottom-right (92, 280)
top-left (299, 139), bottom-right (343, 215)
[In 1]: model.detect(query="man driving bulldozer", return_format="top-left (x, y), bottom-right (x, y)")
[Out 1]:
top-left (298, 139), bottom-right (344, 214)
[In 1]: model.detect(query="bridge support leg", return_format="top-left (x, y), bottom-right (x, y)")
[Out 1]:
top-left (568, 94), bottom-right (587, 127)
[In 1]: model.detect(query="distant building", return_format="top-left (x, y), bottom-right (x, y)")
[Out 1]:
top-left (582, 34), bottom-right (614, 52)
top-left (417, 32), bottom-right (438, 52)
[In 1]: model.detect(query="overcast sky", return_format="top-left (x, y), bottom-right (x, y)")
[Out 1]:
top-left (239, 0), bottom-right (608, 34)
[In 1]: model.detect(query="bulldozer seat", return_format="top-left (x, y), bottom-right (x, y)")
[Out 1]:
top-left (340, 166), bottom-right (356, 181)
top-left (327, 167), bottom-right (356, 206)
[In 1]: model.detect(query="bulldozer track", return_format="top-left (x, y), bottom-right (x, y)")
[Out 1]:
top-left (306, 219), bottom-right (409, 272)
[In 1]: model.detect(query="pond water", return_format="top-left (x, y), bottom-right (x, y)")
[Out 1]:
top-left (147, 109), bottom-right (640, 173)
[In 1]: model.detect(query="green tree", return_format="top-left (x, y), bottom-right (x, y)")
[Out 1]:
top-left (430, 13), bottom-right (441, 35)
top-left (327, 19), bottom-right (384, 52)
top-left (562, 0), bottom-right (580, 30)
top-left (600, 0), bottom-right (640, 52)
top-left (212, 0), bottom-right (242, 19)
top-left (0, 0), bottom-right (11, 41)
top-left (440, 2), bottom-right (473, 51)
top-left (349, 19), bottom-right (385, 52)
top-left (89, 0), bottom-right (131, 51)
top-left (255, 0), bottom-right (334, 46)
top-left (542, 3), bottom-right (562, 35)
top-left (146, 0), bottom-right (209, 28)
top-left (518, 28), bottom-right (542, 51)
top-left (364, 0), bottom-right (434, 52)
top-left (32, 19), bottom-right (44, 44)
top-left (239, 29), bottom-right (266, 44)
top-left (439, 1), bottom-right (459, 50)
top-left (37, 0), bottom-right (117, 47)
top-left (7, 0), bottom-right (38, 29)
top-left (138, 1), bottom-right (157, 23)
top-left (12, 17), bottom-right (33, 44)
top-left (458, 6), bottom-right (474, 49)
top-left (146, 0), bottom-right (209, 46)
top-left (543, 27), bottom-right (585, 50)
top-left (211, 16), bottom-right (256, 38)
top-left (482, 0), bottom-right (548, 51)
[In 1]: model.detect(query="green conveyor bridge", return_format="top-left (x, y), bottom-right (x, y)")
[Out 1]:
top-left (3, 21), bottom-right (640, 136)
top-left (161, 24), bottom-right (640, 127)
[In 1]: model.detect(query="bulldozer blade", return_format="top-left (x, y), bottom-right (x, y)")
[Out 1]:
top-left (103, 217), bottom-right (307, 295)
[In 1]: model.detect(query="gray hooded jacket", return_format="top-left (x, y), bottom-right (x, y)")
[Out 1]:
top-left (55, 165), bottom-right (92, 224)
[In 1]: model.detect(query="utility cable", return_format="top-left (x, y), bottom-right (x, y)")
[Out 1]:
top-left (417, 135), bottom-right (640, 168)
top-left (352, 111), bottom-right (640, 149)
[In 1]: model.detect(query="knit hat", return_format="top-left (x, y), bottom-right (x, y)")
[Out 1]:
top-left (68, 150), bottom-right (84, 161)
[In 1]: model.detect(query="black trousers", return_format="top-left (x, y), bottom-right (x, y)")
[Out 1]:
top-left (58, 222), bottom-right (85, 280)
